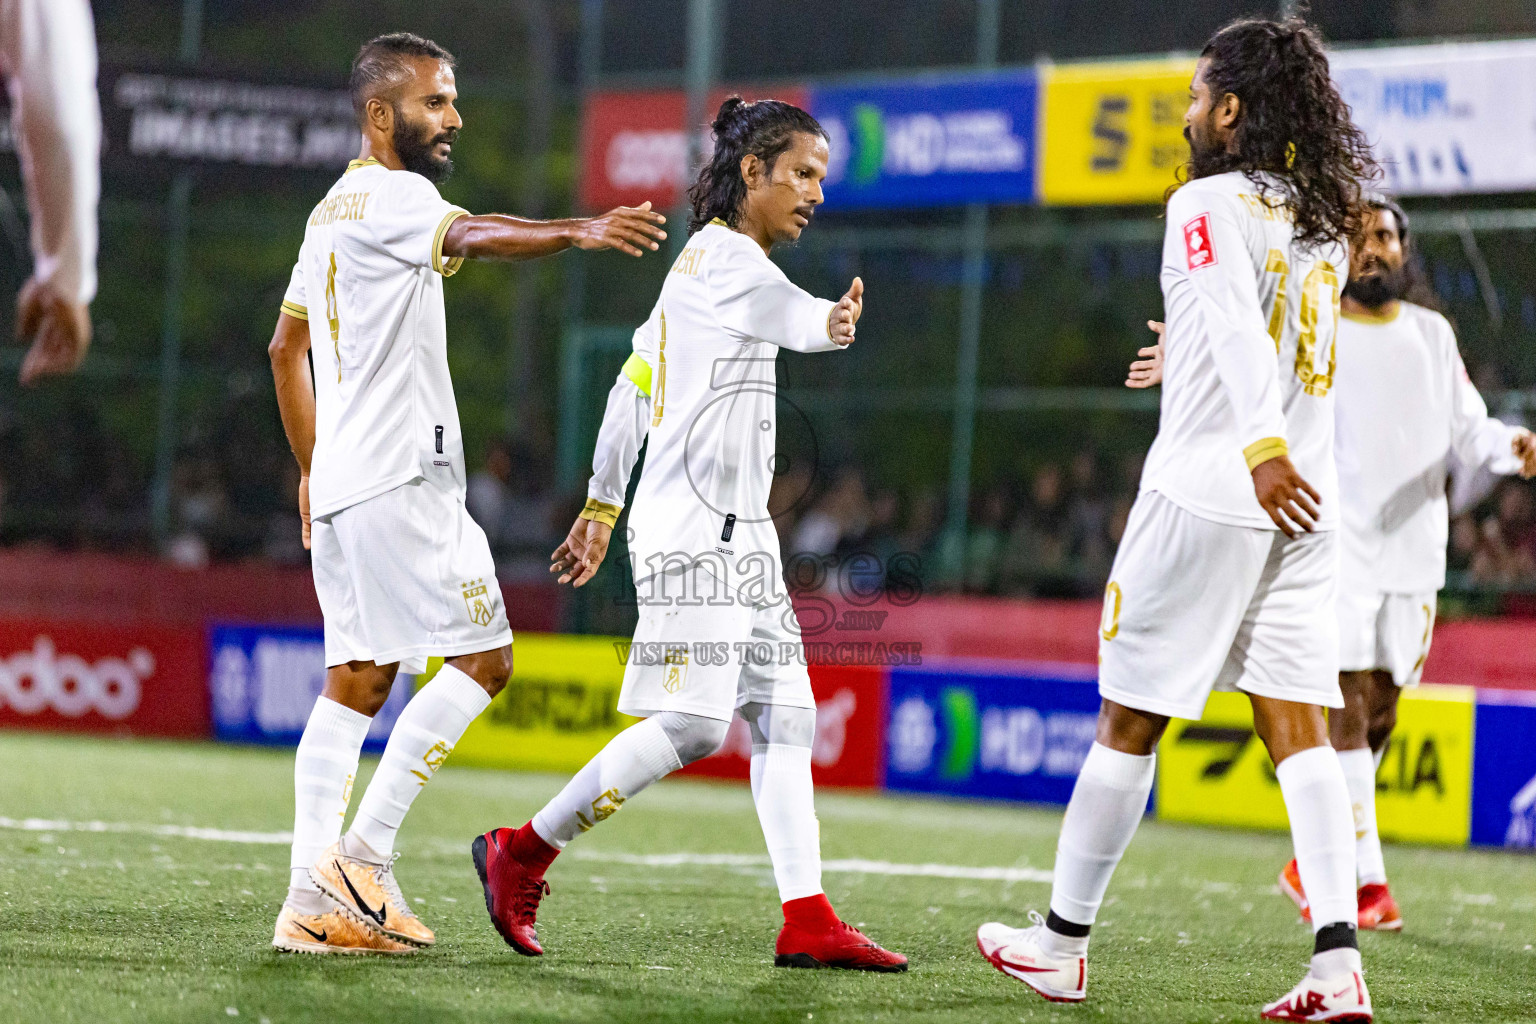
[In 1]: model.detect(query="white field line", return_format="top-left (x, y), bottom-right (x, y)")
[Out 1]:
top-left (0, 816), bottom-right (1051, 884)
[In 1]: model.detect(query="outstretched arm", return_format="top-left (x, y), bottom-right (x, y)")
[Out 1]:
top-left (444, 202), bottom-right (667, 262)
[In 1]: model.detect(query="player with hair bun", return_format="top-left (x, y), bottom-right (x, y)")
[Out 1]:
top-left (473, 96), bottom-right (905, 973)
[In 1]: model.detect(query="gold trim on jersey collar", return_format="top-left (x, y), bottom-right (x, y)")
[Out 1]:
top-left (709, 217), bottom-right (728, 227)
top-left (346, 158), bottom-right (382, 173)
top-left (1341, 303), bottom-right (1402, 325)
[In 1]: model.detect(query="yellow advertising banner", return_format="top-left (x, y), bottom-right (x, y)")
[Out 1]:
top-left (1038, 58), bottom-right (1197, 206)
top-left (440, 633), bottom-right (640, 774)
top-left (1156, 685), bottom-right (1474, 846)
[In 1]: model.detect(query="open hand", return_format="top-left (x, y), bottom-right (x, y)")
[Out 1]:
top-left (550, 516), bottom-right (613, 587)
top-left (829, 277), bottom-right (863, 346)
top-left (16, 276), bottom-right (90, 385)
top-left (574, 201), bottom-right (668, 257)
top-left (1251, 454), bottom-right (1321, 538)
top-left (1514, 428), bottom-right (1536, 479)
top-left (1126, 321), bottom-right (1164, 389)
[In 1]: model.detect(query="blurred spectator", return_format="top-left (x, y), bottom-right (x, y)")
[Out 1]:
top-left (790, 467), bottom-right (868, 558)
top-left (769, 462), bottom-right (815, 549)
top-left (1065, 450), bottom-right (1113, 583)
top-left (467, 437), bottom-right (516, 548)
top-left (963, 487), bottom-right (1010, 593)
top-left (260, 462), bottom-right (309, 566)
top-left (1001, 462), bottom-right (1071, 594)
top-left (467, 438), bottom-right (561, 580)
top-left (1469, 480), bottom-right (1536, 587)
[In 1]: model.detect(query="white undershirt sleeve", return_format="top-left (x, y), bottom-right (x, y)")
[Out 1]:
top-left (1168, 188), bottom-right (1289, 469)
top-left (581, 317), bottom-right (656, 526)
top-left (4, 0), bottom-right (101, 305)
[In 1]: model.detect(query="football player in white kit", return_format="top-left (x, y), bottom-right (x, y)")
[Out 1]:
top-left (1275, 197), bottom-right (1536, 931)
top-left (976, 19), bottom-right (1382, 1021)
top-left (267, 33), bottom-right (667, 955)
top-left (472, 97), bottom-right (907, 972)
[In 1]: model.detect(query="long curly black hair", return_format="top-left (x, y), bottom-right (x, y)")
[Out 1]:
top-left (687, 97), bottom-right (827, 235)
top-left (1180, 16), bottom-right (1378, 248)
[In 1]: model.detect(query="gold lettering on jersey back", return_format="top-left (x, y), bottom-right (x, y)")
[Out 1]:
top-left (1295, 261), bottom-right (1340, 396)
top-left (1264, 249), bottom-right (1289, 352)
top-left (651, 308), bottom-right (668, 427)
top-left (1238, 193), bottom-right (1290, 223)
top-left (309, 191), bottom-right (371, 227)
top-left (670, 245), bottom-right (706, 277)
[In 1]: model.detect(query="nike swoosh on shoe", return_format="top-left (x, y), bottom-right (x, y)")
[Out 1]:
top-left (338, 863), bottom-right (387, 925)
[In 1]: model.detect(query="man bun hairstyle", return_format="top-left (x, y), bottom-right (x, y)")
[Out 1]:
top-left (1188, 15), bottom-right (1378, 248)
top-left (687, 97), bottom-right (827, 234)
top-left (350, 32), bottom-right (455, 124)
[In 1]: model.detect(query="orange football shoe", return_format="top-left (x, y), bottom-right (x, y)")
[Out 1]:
top-left (1356, 883), bottom-right (1402, 932)
top-left (309, 840), bottom-right (435, 948)
top-left (1279, 858), bottom-right (1312, 923)
top-left (272, 902), bottom-right (417, 955)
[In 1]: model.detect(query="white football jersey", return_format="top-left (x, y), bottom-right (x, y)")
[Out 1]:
top-left (587, 219), bottom-right (841, 587)
top-left (281, 159), bottom-right (469, 518)
top-left (1334, 301), bottom-right (1522, 594)
top-left (1142, 171), bottom-right (1348, 530)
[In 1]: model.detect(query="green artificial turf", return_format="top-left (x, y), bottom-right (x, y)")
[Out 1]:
top-left (0, 731), bottom-right (1532, 1023)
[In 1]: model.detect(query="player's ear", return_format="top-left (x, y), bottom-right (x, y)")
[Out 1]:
top-left (739, 153), bottom-right (764, 191)
top-left (1215, 91), bottom-right (1241, 131)
top-left (365, 95), bottom-right (393, 135)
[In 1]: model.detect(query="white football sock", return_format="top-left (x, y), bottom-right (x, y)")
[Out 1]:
top-left (346, 665), bottom-right (490, 861)
top-left (1277, 745), bottom-right (1358, 933)
top-left (531, 716), bottom-right (682, 848)
top-left (288, 696), bottom-right (371, 913)
top-left (751, 742), bottom-right (823, 902)
top-left (1312, 946), bottom-right (1363, 978)
top-left (1338, 747), bottom-right (1386, 886)
top-left (1046, 742), bottom-right (1155, 955)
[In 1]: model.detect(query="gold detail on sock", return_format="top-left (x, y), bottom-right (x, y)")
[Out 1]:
top-left (576, 788), bottom-right (627, 832)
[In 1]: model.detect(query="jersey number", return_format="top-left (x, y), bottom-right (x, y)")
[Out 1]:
top-left (325, 251), bottom-right (341, 382)
top-left (1263, 249), bottom-right (1340, 397)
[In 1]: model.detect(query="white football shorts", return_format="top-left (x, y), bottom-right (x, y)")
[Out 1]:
top-left (618, 561), bottom-right (815, 722)
top-left (1097, 490), bottom-right (1342, 720)
top-left (1338, 587), bottom-right (1436, 688)
top-left (311, 475), bottom-right (512, 674)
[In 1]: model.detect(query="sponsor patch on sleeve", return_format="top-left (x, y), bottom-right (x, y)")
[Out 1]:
top-left (1183, 213), bottom-right (1217, 271)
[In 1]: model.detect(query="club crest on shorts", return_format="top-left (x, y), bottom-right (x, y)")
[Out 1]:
top-left (662, 644), bottom-right (689, 694)
top-left (461, 578), bottom-right (494, 627)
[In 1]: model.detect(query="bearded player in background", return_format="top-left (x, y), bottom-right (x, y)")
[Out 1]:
top-left (268, 32), bottom-right (667, 955)
top-left (1274, 196), bottom-right (1536, 931)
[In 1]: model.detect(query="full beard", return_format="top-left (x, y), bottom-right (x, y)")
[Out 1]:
top-left (1343, 265), bottom-right (1407, 308)
top-left (1183, 119), bottom-right (1231, 181)
top-left (393, 112), bottom-right (455, 184)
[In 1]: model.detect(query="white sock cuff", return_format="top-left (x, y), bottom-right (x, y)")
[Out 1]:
top-left (1080, 742), bottom-right (1156, 791)
top-left (1275, 744), bottom-right (1339, 788)
top-left (305, 696), bottom-right (373, 745)
top-left (421, 664), bottom-right (493, 722)
top-left (636, 716), bottom-right (685, 777)
top-left (1337, 747), bottom-right (1375, 774)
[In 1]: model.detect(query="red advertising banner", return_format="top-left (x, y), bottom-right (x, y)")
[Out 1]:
top-left (679, 663), bottom-right (886, 790)
top-left (0, 619), bottom-right (209, 738)
top-left (579, 84), bottom-right (808, 212)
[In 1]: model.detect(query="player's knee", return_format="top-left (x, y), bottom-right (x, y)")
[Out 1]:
top-left (457, 646), bottom-right (512, 698)
top-left (741, 702), bottom-right (816, 749)
top-left (655, 712), bottom-right (730, 766)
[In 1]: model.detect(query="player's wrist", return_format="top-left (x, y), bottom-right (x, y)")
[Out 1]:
top-left (579, 497), bottom-right (622, 528)
top-left (1243, 436), bottom-right (1289, 473)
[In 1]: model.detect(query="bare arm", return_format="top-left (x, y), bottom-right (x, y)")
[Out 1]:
top-left (443, 202), bottom-right (667, 262)
top-left (269, 312), bottom-right (315, 547)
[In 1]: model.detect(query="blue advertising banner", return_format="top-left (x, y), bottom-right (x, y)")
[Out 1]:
top-left (208, 624), bottom-right (412, 751)
top-left (885, 661), bottom-right (1101, 804)
top-left (808, 70), bottom-right (1038, 210)
top-left (1471, 692), bottom-right (1536, 849)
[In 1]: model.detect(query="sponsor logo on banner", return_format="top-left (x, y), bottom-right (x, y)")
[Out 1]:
top-left (209, 624), bottom-right (409, 750)
top-left (1331, 40), bottom-right (1536, 197)
top-left (1038, 58), bottom-right (1196, 206)
top-left (578, 86), bottom-right (808, 211)
top-left (449, 633), bottom-right (642, 774)
top-left (0, 619), bottom-right (207, 738)
top-left (808, 71), bottom-right (1037, 209)
top-left (1469, 691), bottom-right (1536, 848)
top-left (1157, 687), bottom-right (1473, 845)
top-left (679, 663), bottom-right (887, 789)
top-left (884, 663), bottom-right (1101, 803)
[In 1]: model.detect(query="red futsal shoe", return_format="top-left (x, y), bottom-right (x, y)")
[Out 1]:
top-left (774, 895), bottom-right (907, 972)
top-left (1279, 858), bottom-right (1312, 924)
top-left (472, 824), bottom-right (556, 956)
top-left (1355, 883), bottom-right (1402, 932)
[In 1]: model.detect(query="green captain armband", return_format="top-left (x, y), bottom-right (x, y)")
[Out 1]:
top-left (580, 498), bottom-right (623, 528)
top-left (622, 352), bottom-right (652, 397)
